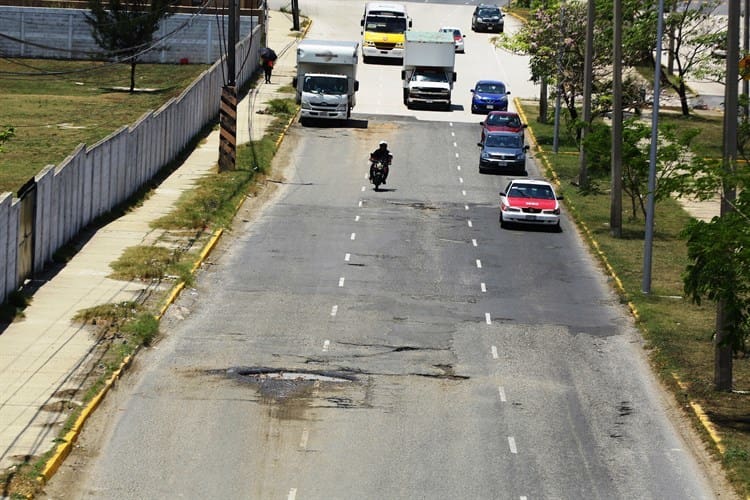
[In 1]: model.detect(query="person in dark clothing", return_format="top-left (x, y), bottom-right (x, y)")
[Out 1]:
top-left (369, 141), bottom-right (392, 184)
top-left (261, 56), bottom-right (274, 83)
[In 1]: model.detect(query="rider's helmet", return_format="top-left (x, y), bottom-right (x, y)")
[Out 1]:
top-left (379, 141), bottom-right (388, 148)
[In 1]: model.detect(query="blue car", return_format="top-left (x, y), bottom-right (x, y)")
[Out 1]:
top-left (471, 80), bottom-right (510, 114)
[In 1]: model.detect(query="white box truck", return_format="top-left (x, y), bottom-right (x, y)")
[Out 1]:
top-left (401, 31), bottom-right (456, 110)
top-left (293, 40), bottom-right (360, 121)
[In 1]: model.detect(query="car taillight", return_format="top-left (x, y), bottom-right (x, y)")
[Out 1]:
top-left (455, 35), bottom-right (461, 40)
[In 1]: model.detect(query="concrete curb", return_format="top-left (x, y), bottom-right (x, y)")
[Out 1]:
top-left (37, 352), bottom-right (137, 485)
top-left (514, 96), bottom-right (724, 457)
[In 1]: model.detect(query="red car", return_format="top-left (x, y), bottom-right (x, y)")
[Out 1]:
top-left (480, 111), bottom-right (526, 142)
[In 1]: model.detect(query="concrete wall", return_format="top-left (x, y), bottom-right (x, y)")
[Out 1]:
top-left (0, 7), bottom-right (259, 64)
top-left (0, 25), bottom-right (261, 304)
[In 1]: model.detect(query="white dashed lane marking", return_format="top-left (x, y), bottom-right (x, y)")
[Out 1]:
top-left (338, 277), bottom-right (345, 287)
top-left (468, 220), bottom-right (473, 228)
top-left (351, 233), bottom-right (356, 241)
top-left (288, 488), bottom-right (297, 500)
top-left (472, 239), bottom-right (477, 246)
top-left (491, 344), bottom-right (498, 358)
top-left (481, 282), bottom-right (486, 292)
top-left (345, 253), bottom-right (351, 262)
top-left (508, 437), bottom-right (518, 454)
top-left (486, 313), bottom-right (492, 325)
top-left (498, 386), bottom-right (506, 402)
top-left (476, 259), bottom-right (482, 269)
top-left (323, 339), bottom-right (331, 351)
top-left (330, 306), bottom-right (337, 317)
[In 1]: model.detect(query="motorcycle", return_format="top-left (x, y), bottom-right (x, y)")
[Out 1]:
top-left (370, 159), bottom-right (388, 190)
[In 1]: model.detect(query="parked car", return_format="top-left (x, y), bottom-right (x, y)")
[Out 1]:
top-left (472, 4), bottom-right (504, 32)
top-left (439, 26), bottom-right (465, 53)
top-left (498, 179), bottom-right (563, 230)
top-left (477, 131), bottom-right (528, 175)
top-left (480, 111), bottom-right (526, 142)
top-left (471, 80), bottom-right (510, 114)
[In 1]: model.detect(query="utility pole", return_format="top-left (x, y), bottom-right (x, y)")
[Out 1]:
top-left (291, 0), bottom-right (300, 31)
top-left (578, 0), bottom-right (595, 189)
top-left (552, 4), bottom-right (564, 153)
top-left (610, 0), bottom-right (622, 238)
top-left (218, 0), bottom-right (238, 172)
top-left (715, 0), bottom-right (741, 392)
top-left (744, 0), bottom-right (749, 119)
top-left (642, 0), bottom-right (665, 293)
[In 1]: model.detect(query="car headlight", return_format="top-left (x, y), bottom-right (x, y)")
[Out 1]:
top-left (516, 153), bottom-right (525, 160)
top-left (301, 102), bottom-right (312, 109)
top-left (502, 203), bottom-right (521, 213)
top-left (395, 42), bottom-right (404, 48)
top-left (481, 151), bottom-right (490, 159)
top-left (364, 41), bottom-right (375, 47)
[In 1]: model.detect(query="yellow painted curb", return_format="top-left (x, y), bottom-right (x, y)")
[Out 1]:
top-left (37, 353), bottom-right (136, 485)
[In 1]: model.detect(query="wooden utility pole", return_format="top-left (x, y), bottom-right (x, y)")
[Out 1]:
top-left (218, 0), bottom-right (238, 172)
top-left (610, 0), bottom-right (622, 237)
top-left (715, 0), bottom-right (741, 391)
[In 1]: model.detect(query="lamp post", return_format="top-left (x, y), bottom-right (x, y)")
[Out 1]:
top-left (642, 0), bottom-right (665, 293)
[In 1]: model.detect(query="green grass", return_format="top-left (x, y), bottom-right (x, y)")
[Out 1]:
top-left (520, 100), bottom-right (750, 496)
top-left (0, 59), bottom-right (210, 194)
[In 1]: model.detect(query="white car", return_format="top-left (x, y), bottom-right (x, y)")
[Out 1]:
top-left (499, 179), bottom-right (564, 230)
top-left (439, 27), bottom-right (465, 53)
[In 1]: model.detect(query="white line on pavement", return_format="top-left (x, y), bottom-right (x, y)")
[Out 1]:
top-left (491, 344), bottom-right (498, 358)
top-left (498, 386), bottom-right (506, 402)
top-left (486, 313), bottom-right (492, 325)
top-left (508, 437), bottom-right (518, 454)
top-left (338, 277), bottom-right (345, 287)
top-left (481, 282), bottom-right (486, 292)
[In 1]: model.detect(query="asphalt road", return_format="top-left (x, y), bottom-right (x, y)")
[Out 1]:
top-left (42, 2), bottom-right (721, 499)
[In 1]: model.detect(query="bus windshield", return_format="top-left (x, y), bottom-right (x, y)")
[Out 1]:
top-left (364, 15), bottom-right (407, 33)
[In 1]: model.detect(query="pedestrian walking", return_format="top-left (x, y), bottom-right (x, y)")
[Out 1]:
top-left (260, 47), bottom-right (277, 84)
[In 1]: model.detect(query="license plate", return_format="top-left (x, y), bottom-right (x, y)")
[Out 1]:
top-left (525, 215), bottom-right (537, 221)
top-left (487, 105), bottom-right (494, 109)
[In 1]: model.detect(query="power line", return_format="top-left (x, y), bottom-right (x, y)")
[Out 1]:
top-left (0, 0), bottom-right (215, 76)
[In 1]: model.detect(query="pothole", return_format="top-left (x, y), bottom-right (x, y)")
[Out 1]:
top-left (224, 367), bottom-right (357, 383)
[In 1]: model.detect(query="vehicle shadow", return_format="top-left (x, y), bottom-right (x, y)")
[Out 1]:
top-left (299, 118), bottom-right (369, 129)
top-left (501, 221), bottom-right (563, 233)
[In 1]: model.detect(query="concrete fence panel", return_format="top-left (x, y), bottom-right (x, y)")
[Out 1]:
top-left (33, 166), bottom-right (54, 271)
top-left (0, 193), bottom-right (11, 300)
top-left (6, 198), bottom-right (19, 299)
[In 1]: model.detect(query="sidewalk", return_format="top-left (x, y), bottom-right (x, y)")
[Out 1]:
top-left (0, 10), bottom-right (300, 474)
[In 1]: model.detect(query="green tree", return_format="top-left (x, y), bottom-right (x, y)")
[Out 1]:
top-left (0, 126), bottom-right (14, 153)
top-left (683, 188), bottom-right (750, 357)
top-left (84, 0), bottom-right (175, 92)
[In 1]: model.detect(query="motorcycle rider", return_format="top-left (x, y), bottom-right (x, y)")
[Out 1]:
top-left (369, 141), bottom-right (392, 184)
